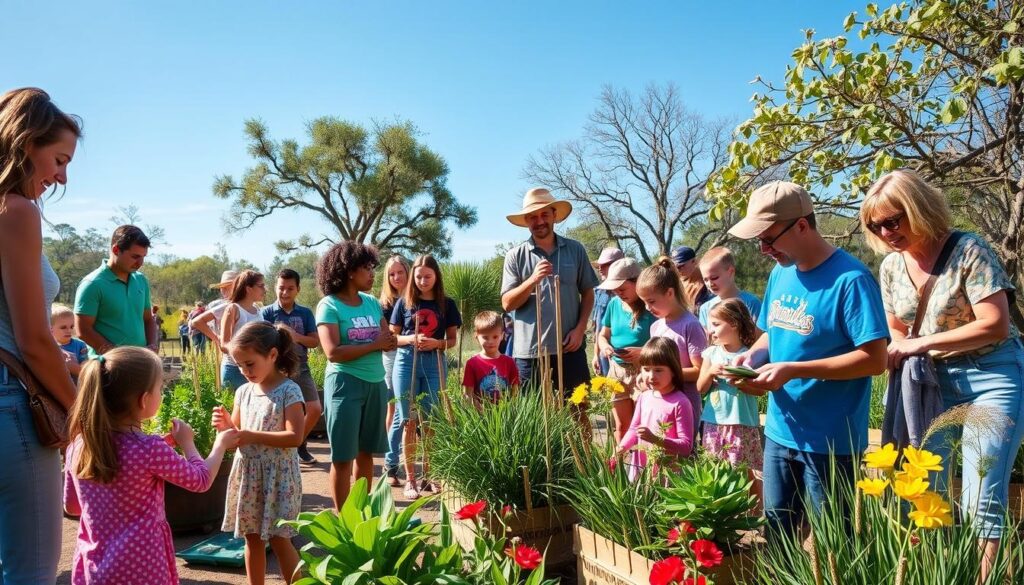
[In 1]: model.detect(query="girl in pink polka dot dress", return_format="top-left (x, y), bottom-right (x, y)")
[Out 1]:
top-left (63, 346), bottom-right (239, 585)
top-left (213, 321), bottom-right (305, 584)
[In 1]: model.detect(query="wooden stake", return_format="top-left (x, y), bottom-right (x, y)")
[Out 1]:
top-left (534, 283), bottom-right (545, 394)
top-left (408, 319), bottom-right (420, 424)
top-left (553, 275), bottom-right (564, 401)
top-left (521, 466), bottom-right (534, 513)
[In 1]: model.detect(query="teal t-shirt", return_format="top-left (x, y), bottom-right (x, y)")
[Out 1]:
top-left (699, 344), bottom-right (759, 426)
top-left (73, 263), bottom-right (152, 357)
top-left (600, 297), bottom-right (656, 365)
top-left (315, 293), bottom-right (385, 383)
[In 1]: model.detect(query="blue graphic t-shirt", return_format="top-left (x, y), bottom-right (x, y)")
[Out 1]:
top-left (61, 338), bottom-right (89, 364)
top-left (260, 302), bottom-right (318, 366)
top-left (757, 249), bottom-right (888, 455)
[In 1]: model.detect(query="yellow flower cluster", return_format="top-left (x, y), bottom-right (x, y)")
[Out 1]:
top-left (857, 443), bottom-right (952, 529)
top-left (569, 376), bottom-right (627, 405)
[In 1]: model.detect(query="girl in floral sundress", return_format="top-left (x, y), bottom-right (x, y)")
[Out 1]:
top-left (213, 321), bottom-right (305, 584)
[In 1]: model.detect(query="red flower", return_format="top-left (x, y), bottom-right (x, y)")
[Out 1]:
top-left (608, 457), bottom-right (618, 472)
top-left (683, 577), bottom-right (706, 585)
top-left (690, 539), bottom-right (723, 568)
top-left (507, 544), bottom-right (543, 570)
top-left (455, 500), bottom-right (487, 521)
top-left (649, 556), bottom-right (687, 585)
top-left (910, 535), bottom-right (921, 546)
top-left (680, 521), bottom-right (697, 535)
top-left (667, 527), bottom-right (681, 545)
top-left (502, 505), bottom-right (513, 517)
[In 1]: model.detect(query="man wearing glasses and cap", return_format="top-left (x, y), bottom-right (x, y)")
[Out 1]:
top-left (725, 181), bottom-right (889, 537)
top-left (501, 188), bottom-right (599, 395)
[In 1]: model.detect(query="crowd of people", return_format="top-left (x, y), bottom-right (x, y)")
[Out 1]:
top-left (3, 88), bottom-right (1024, 584)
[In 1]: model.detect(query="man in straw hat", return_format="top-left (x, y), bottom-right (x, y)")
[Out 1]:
top-left (188, 269), bottom-right (239, 348)
top-left (724, 181), bottom-right (888, 537)
top-left (501, 187), bottom-right (599, 394)
top-left (591, 247), bottom-right (624, 376)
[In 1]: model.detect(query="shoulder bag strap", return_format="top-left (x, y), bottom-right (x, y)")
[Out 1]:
top-left (911, 231), bottom-right (964, 338)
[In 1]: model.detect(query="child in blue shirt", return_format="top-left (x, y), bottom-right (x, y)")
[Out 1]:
top-left (51, 303), bottom-right (88, 379)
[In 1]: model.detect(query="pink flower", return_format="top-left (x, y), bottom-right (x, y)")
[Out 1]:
top-left (502, 504), bottom-right (513, 517)
top-left (667, 527), bottom-right (681, 545)
top-left (455, 500), bottom-right (487, 521)
top-left (690, 539), bottom-right (723, 568)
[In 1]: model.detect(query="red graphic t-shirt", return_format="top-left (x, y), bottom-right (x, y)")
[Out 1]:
top-left (462, 354), bottom-right (520, 400)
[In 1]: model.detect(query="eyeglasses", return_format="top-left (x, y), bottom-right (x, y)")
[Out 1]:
top-left (866, 212), bottom-right (905, 235)
top-left (756, 218), bottom-right (800, 250)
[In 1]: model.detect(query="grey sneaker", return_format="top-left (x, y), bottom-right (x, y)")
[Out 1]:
top-left (297, 441), bottom-right (316, 464)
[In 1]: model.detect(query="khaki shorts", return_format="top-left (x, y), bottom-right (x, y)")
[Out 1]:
top-left (607, 359), bottom-right (641, 402)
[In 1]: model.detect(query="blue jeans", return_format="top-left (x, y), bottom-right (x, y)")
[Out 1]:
top-left (762, 437), bottom-right (855, 536)
top-left (929, 338), bottom-right (1024, 539)
top-left (0, 377), bottom-right (61, 584)
top-left (385, 347), bottom-right (445, 469)
top-left (220, 361), bottom-right (247, 391)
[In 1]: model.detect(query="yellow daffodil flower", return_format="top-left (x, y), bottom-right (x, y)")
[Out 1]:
top-left (856, 477), bottom-right (889, 497)
top-left (893, 476), bottom-right (929, 501)
top-left (863, 443), bottom-right (899, 471)
top-left (569, 385), bottom-right (589, 405)
top-left (894, 465), bottom-right (929, 483)
top-left (908, 492), bottom-right (953, 529)
top-left (903, 446), bottom-right (943, 473)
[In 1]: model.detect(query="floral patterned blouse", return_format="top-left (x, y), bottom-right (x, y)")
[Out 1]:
top-left (879, 232), bottom-right (1018, 359)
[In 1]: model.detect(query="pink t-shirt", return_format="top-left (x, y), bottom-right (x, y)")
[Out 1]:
top-left (64, 433), bottom-right (213, 585)
top-left (649, 313), bottom-right (707, 419)
top-left (618, 389), bottom-right (695, 475)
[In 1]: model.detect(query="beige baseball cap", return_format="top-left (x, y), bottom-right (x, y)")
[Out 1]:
top-left (596, 258), bottom-right (642, 290)
top-left (728, 181), bottom-right (814, 240)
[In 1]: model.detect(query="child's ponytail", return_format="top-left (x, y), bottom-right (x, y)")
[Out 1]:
top-left (232, 321), bottom-right (298, 376)
top-left (637, 256), bottom-right (690, 313)
top-left (67, 347), bottom-right (164, 483)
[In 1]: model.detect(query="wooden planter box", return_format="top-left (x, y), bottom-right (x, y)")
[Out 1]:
top-left (165, 462), bottom-right (231, 534)
top-left (444, 492), bottom-right (579, 568)
top-left (573, 525), bottom-right (755, 585)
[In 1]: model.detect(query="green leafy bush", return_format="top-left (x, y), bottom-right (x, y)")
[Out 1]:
top-left (656, 453), bottom-right (762, 545)
top-left (144, 353), bottom-right (233, 456)
top-left (284, 478), bottom-right (466, 584)
top-left (429, 390), bottom-right (576, 510)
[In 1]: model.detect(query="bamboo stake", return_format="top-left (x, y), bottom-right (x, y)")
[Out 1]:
top-left (408, 319), bottom-right (420, 425)
top-left (457, 299), bottom-right (466, 379)
top-left (553, 275), bottom-right (564, 400)
top-left (534, 282), bottom-right (544, 395)
top-left (437, 336), bottom-right (453, 423)
top-left (521, 466), bottom-right (534, 513)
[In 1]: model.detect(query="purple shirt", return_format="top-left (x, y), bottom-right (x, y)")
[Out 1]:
top-left (649, 313), bottom-right (708, 420)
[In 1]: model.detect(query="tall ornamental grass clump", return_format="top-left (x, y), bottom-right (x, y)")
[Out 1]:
top-left (428, 390), bottom-right (576, 510)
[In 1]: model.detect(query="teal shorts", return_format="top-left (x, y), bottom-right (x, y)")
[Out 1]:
top-left (324, 370), bottom-right (388, 462)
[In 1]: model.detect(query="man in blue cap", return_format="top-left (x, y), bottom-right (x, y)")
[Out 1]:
top-left (672, 245), bottom-right (713, 315)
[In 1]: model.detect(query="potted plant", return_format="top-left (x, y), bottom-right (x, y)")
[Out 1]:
top-left (429, 389), bottom-right (580, 567)
top-left (145, 350), bottom-right (234, 533)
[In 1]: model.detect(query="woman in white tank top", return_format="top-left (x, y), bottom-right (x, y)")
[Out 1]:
top-left (219, 270), bottom-right (268, 390)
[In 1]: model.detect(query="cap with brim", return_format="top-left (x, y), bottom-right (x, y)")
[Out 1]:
top-left (670, 246), bottom-right (696, 265)
top-left (209, 270), bottom-right (239, 289)
top-left (592, 247), bottom-right (625, 268)
top-left (597, 258), bottom-right (642, 290)
top-left (728, 180), bottom-right (814, 240)
top-left (506, 188), bottom-right (573, 227)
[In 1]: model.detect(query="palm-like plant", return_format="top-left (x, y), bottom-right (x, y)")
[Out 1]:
top-left (442, 260), bottom-right (503, 334)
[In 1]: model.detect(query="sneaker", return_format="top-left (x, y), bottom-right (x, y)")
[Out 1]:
top-left (385, 466), bottom-right (401, 487)
top-left (297, 441), bottom-right (316, 464)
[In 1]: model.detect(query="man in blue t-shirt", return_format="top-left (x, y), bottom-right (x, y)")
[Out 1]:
top-left (726, 181), bottom-right (888, 536)
top-left (260, 268), bottom-right (321, 464)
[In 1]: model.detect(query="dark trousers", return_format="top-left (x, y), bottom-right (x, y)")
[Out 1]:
top-left (515, 347), bottom-right (590, 397)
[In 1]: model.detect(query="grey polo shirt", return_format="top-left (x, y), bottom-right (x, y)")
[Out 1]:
top-left (501, 235), bottom-right (599, 359)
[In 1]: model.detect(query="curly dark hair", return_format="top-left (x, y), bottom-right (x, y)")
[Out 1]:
top-left (316, 241), bottom-right (380, 296)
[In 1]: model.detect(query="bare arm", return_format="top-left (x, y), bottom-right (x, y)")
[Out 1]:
top-left (892, 292), bottom-right (1011, 358)
top-left (189, 311), bottom-right (220, 345)
top-left (75, 314), bottom-right (113, 355)
top-left (219, 304), bottom-right (238, 354)
top-left (682, 353), bottom-right (702, 382)
top-left (0, 196), bottom-right (76, 409)
top-left (144, 308), bottom-right (158, 350)
top-left (696, 355), bottom-right (717, 395)
top-left (738, 337), bottom-right (888, 395)
top-left (501, 260), bottom-right (551, 312)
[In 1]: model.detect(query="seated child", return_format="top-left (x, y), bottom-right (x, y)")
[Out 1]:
top-left (462, 310), bottom-right (520, 405)
top-left (51, 303), bottom-right (88, 378)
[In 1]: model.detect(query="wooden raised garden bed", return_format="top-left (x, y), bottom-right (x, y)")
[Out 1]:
top-left (573, 524), bottom-right (756, 585)
top-left (444, 492), bottom-right (579, 568)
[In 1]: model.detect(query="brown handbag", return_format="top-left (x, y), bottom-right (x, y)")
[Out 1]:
top-left (0, 347), bottom-right (69, 448)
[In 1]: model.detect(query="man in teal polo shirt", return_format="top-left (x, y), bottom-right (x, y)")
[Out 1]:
top-left (74, 225), bottom-right (158, 356)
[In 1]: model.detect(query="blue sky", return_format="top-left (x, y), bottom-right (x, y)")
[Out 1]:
top-left (3, 0), bottom-right (862, 268)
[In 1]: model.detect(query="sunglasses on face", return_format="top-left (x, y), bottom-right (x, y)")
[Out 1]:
top-left (866, 212), bottom-right (905, 235)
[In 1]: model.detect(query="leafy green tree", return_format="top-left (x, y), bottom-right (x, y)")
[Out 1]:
top-left (213, 118), bottom-right (477, 259)
top-left (145, 255), bottom-right (232, 308)
top-left (525, 84), bottom-right (733, 264)
top-left (266, 250), bottom-right (320, 307)
top-left (43, 224), bottom-right (107, 304)
top-left (707, 0), bottom-right (1024, 326)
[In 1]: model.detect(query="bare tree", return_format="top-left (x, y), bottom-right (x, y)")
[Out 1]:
top-left (525, 84), bottom-right (733, 263)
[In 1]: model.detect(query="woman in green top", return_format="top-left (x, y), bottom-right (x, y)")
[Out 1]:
top-left (596, 258), bottom-right (657, 443)
top-left (315, 242), bottom-right (397, 509)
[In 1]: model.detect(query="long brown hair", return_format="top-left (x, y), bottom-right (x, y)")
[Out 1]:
top-left (0, 88), bottom-right (81, 203)
top-left (379, 255), bottom-right (410, 308)
top-left (620, 279), bottom-right (649, 329)
top-left (709, 299), bottom-right (758, 348)
top-left (638, 337), bottom-right (686, 392)
top-left (636, 256), bottom-right (690, 313)
top-left (67, 347), bottom-right (163, 484)
top-left (228, 269), bottom-right (264, 304)
top-left (404, 254), bottom-right (448, 317)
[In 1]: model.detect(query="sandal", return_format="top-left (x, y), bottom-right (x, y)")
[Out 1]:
top-left (384, 466), bottom-right (401, 487)
top-left (403, 481), bottom-right (419, 500)
top-left (419, 478), bottom-right (440, 494)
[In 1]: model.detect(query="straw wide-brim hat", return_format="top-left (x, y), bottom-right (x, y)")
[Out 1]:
top-left (209, 269), bottom-right (239, 290)
top-left (506, 188), bottom-right (573, 228)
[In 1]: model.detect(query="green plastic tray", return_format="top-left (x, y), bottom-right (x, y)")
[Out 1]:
top-left (176, 532), bottom-right (247, 567)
